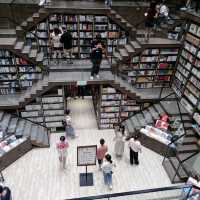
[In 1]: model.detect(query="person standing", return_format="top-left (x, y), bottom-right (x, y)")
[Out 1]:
top-left (128, 135), bottom-right (142, 165)
top-left (51, 28), bottom-right (62, 61)
top-left (56, 136), bottom-right (69, 169)
top-left (65, 109), bottom-right (76, 138)
top-left (96, 138), bottom-right (108, 170)
top-left (144, 1), bottom-right (157, 42)
top-left (60, 25), bottom-right (73, 64)
top-left (102, 154), bottom-right (116, 190)
top-left (90, 34), bottom-right (106, 80)
top-left (113, 125), bottom-right (125, 157)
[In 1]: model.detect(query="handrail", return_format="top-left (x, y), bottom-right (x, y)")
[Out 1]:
top-left (11, 113), bottom-right (49, 130)
top-left (120, 91), bottom-right (175, 124)
top-left (66, 185), bottom-right (191, 200)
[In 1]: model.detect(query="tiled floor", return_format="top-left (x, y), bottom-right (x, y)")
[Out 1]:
top-left (3, 98), bottom-right (177, 200)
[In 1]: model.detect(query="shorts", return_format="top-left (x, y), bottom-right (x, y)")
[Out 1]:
top-left (98, 159), bottom-right (103, 165)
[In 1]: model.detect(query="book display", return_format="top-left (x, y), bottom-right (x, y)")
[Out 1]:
top-left (32, 14), bottom-right (126, 59)
top-left (121, 48), bottom-right (179, 89)
top-left (21, 87), bottom-right (65, 131)
top-left (93, 85), bottom-right (141, 129)
top-left (0, 49), bottom-right (42, 95)
top-left (173, 21), bottom-right (200, 135)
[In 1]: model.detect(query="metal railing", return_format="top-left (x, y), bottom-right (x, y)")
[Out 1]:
top-left (66, 185), bottom-right (192, 200)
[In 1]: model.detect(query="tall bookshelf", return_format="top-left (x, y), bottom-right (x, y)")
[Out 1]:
top-left (0, 49), bottom-right (42, 95)
top-left (21, 87), bottom-right (65, 131)
top-left (31, 14), bottom-right (127, 59)
top-left (93, 85), bottom-right (141, 129)
top-left (120, 47), bottom-right (179, 89)
top-left (173, 21), bottom-right (200, 135)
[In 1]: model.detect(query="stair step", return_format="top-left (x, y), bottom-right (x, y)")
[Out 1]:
top-left (22, 45), bottom-right (31, 54)
top-left (110, 10), bottom-right (117, 15)
top-left (36, 52), bottom-right (44, 62)
top-left (15, 119), bottom-right (26, 136)
top-left (29, 49), bottom-right (37, 58)
top-left (126, 22), bottom-right (132, 28)
top-left (118, 48), bottom-right (129, 58)
top-left (148, 106), bottom-right (160, 120)
top-left (0, 111), bottom-right (4, 121)
top-left (33, 12), bottom-right (39, 18)
top-left (177, 152), bottom-right (196, 162)
top-left (154, 104), bottom-right (166, 115)
top-left (130, 116), bottom-right (141, 130)
top-left (43, 130), bottom-right (49, 146)
top-left (142, 110), bottom-right (154, 124)
top-left (14, 41), bottom-right (24, 50)
top-left (125, 44), bottom-right (135, 54)
top-left (7, 117), bottom-right (18, 133)
top-left (27, 17), bottom-right (34, 22)
top-left (113, 51), bottom-right (122, 60)
top-left (22, 122), bottom-right (32, 137)
top-left (125, 119), bottom-right (135, 133)
top-left (30, 125), bottom-right (38, 141)
top-left (0, 114), bottom-right (11, 131)
top-left (21, 21), bottom-right (28, 27)
top-left (115, 14), bottom-right (121, 19)
top-left (178, 144), bottom-right (199, 153)
top-left (121, 19), bottom-right (127, 23)
top-left (130, 41), bottom-right (141, 49)
top-left (136, 113), bottom-right (146, 127)
top-left (182, 136), bottom-right (198, 145)
top-left (186, 130), bottom-right (196, 137)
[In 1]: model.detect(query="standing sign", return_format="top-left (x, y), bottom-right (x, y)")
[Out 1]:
top-left (77, 145), bottom-right (97, 186)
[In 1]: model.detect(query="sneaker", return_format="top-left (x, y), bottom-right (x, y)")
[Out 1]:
top-left (90, 76), bottom-right (94, 80)
top-left (96, 74), bottom-right (100, 79)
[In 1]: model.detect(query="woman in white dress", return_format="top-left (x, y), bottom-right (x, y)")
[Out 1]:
top-left (113, 125), bottom-right (125, 157)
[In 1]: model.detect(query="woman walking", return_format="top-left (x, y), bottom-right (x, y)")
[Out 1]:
top-left (113, 125), bottom-right (125, 157)
top-left (102, 154), bottom-right (116, 190)
top-left (56, 136), bottom-right (69, 169)
top-left (65, 109), bottom-right (76, 138)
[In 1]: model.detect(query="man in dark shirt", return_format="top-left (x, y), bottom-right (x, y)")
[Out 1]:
top-left (90, 34), bottom-right (106, 80)
top-left (60, 25), bottom-right (73, 64)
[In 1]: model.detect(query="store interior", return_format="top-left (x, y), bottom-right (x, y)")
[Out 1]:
top-left (0, 0), bottom-right (200, 199)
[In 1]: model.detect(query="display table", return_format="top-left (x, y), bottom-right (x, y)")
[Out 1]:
top-left (0, 138), bottom-right (32, 171)
top-left (140, 126), bottom-right (175, 156)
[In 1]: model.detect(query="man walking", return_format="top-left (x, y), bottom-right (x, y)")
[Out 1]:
top-left (60, 25), bottom-right (73, 64)
top-left (128, 135), bottom-right (142, 165)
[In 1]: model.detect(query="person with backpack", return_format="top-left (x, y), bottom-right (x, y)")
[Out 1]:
top-left (60, 25), bottom-right (73, 64)
top-left (56, 136), bottom-right (69, 169)
top-left (65, 109), bottom-right (76, 138)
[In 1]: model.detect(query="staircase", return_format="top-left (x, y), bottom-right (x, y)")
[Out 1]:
top-left (122, 98), bottom-right (199, 183)
top-left (0, 110), bottom-right (49, 147)
top-left (16, 8), bottom-right (49, 38)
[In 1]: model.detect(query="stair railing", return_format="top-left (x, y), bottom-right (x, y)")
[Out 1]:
top-left (65, 185), bottom-right (192, 200)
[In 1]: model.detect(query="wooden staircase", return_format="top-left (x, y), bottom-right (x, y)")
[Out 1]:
top-left (122, 98), bottom-right (200, 183)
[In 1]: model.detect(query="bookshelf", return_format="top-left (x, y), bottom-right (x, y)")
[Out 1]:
top-left (21, 87), bottom-right (65, 131)
top-left (173, 21), bottom-right (200, 134)
top-left (93, 85), bottom-right (141, 129)
top-left (32, 14), bottom-right (127, 59)
top-left (120, 48), bottom-right (179, 89)
top-left (0, 49), bottom-right (42, 95)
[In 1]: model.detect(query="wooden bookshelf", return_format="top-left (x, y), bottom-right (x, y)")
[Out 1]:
top-left (31, 14), bottom-right (127, 59)
top-left (120, 47), bottom-right (179, 89)
top-left (0, 49), bottom-right (42, 95)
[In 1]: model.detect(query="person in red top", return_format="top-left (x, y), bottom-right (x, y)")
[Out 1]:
top-left (56, 136), bottom-right (69, 169)
top-left (96, 138), bottom-right (108, 170)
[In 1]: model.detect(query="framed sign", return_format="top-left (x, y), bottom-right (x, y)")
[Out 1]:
top-left (77, 145), bottom-right (97, 166)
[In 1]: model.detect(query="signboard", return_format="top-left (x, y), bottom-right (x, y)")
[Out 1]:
top-left (77, 145), bottom-right (97, 166)
top-left (77, 81), bottom-right (87, 86)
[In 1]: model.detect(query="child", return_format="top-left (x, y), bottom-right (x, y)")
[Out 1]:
top-left (96, 138), bottom-right (108, 170)
top-left (56, 136), bottom-right (69, 169)
top-left (102, 154), bottom-right (116, 190)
